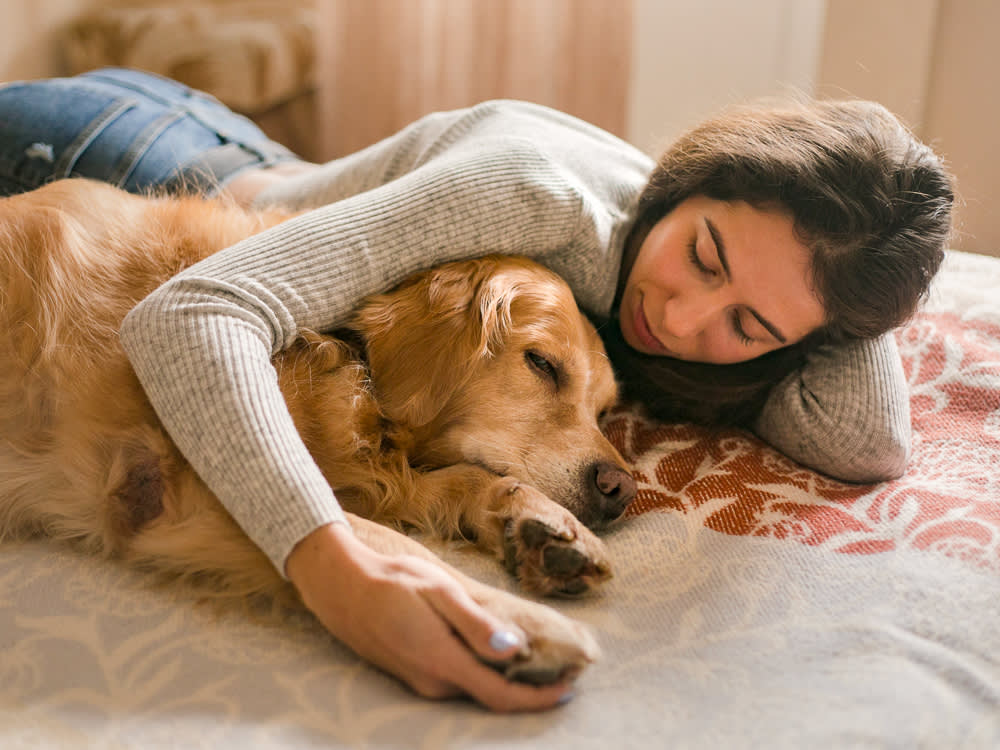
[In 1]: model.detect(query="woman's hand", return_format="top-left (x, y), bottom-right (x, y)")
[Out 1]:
top-left (285, 523), bottom-right (576, 712)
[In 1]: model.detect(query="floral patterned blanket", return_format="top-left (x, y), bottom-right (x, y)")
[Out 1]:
top-left (2, 250), bottom-right (998, 749)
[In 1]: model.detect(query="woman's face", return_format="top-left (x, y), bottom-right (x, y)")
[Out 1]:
top-left (619, 196), bottom-right (826, 364)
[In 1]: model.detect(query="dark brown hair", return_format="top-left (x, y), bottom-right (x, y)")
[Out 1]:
top-left (601, 97), bottom-right (954, 427)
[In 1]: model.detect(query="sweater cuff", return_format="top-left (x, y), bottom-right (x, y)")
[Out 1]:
top-left (265, 501), bottom-right (352, 578)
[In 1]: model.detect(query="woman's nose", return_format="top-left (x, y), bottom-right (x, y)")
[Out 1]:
top-left (662, 290), bottom-right (722, 339)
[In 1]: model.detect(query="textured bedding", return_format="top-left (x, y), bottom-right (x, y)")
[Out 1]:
top-left (2, 249), bottom-right (998, 749)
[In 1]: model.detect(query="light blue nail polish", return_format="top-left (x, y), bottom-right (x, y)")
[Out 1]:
top-left (489, 629), bottom-right (520, 652)
top-left (557, 690), bottom-right (576, 705)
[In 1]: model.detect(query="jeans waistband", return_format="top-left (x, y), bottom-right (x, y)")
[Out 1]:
top-left (168, 140), bottom-right (299, 194)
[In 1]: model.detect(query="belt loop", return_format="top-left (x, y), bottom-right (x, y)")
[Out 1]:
top-left (54, 99), bottom-right (135, 178)
top-left (108, 109), bottom-right (185, 188)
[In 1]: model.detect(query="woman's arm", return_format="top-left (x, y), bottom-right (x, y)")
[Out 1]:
top-left (752, 333), bottom-right (912, 483)
top-left (119, 143), bottom-right (587, 708)
top-left (120, 144), bottom-right (583, 570)
top-left (284, 524), bottom-right (575, 711)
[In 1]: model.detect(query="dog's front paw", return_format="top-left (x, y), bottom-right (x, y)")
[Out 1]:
top-left (501, 489), bottom-right (612, 596)
top-left (477, 589), bottom-right (600, 685)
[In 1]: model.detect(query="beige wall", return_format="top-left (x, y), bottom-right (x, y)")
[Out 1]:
top-left (628, 0), bottom-right (997, 256)
top-left (816, 0), bottom-right (938, 131)
top-left (921, 1), bottom-right (999, 256)
top-left (316, 0), bottom-right (632, 158)
top-left (626, 0), bottom-right (826, 154)
top-left (817, 0), bottom-right (999, 256)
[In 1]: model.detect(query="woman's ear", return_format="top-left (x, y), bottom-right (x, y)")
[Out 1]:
top-left (356, 257), bottom-right (514, 427)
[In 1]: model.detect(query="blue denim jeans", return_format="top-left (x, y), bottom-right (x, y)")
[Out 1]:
top-left (0, 67), bottom-right (298, 197)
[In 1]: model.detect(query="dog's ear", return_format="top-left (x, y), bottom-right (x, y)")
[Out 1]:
top-left (356, 257), bottom-right (520, 427)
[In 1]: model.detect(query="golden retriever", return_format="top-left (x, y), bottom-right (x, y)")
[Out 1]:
top-left (0, 178), bottom-right (635, 685)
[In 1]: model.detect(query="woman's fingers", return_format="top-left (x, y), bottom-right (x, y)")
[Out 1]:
top-left (287, 524), bottom-right (577, 711)
top-left (419, 569), bottom-right (525, 659)
top-left (443, 654), bottom-right (574, 713)
top-left (418, 574), bottom-right (576, 712)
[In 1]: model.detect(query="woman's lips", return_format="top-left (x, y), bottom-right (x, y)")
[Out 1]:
top-left (632, 292), bottom-right (670, 355)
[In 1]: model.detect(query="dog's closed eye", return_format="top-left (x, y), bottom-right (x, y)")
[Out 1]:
top-left (525, 350), bottom-right (560, 387)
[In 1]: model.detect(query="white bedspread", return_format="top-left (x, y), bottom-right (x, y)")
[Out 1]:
top-left (2, 250), bottom-right (998, 749)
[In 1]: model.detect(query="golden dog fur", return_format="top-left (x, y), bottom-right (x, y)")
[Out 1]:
top-left (0, 179), bottom-right (636, 683)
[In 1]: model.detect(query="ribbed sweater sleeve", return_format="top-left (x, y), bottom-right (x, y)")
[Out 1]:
top-left (752, 333), bottom-right (911, 482)
top-left (119, 103), bottom-right (640, 573)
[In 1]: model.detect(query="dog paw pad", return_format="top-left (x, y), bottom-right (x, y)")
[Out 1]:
top-left (541, 545), bottom-right (587, 577)
top-left (519, 518), bottom-right (572, 548)
top-left (503, 516), bottom-right (611, 597)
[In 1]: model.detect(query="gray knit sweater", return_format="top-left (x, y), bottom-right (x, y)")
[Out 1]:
top-left (120, 100), bottom-right (911, 572)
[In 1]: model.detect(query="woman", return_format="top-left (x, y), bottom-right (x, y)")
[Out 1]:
top-left (0, 68), bottom-right (954, 711)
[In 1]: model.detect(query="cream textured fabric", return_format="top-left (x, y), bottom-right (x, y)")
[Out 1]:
top-left (3, 250), bottom-right (998, 748)
top-left (120, 100), bottom-right (911, 571)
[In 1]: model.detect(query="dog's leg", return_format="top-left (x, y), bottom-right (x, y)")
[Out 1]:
top-left (344, 511), bottom-right (599, 685)
top-left (104, 454), bottom-right (596, 684)
top-left (480, 476), bottom-right (613, 597)
top-left (126, 474), bottom-right (599, 684)
top-left (376, 465), bottom-right (613, 598)
top-left (492, 479), bottom-right (614, 597)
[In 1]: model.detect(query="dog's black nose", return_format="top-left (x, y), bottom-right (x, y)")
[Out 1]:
top-left (590, 461), bottom-right (636, 523)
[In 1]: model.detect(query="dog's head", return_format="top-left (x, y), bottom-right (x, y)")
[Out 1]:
top-left (356, 256), bottom-right (636, 528)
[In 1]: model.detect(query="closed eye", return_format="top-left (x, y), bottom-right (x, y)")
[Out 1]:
top-left (731, 310), bottom-right (755, 346)
top-left (525, 350), bottom-right (559, 385)
top-left (687, 241), bottom-right (716, 278)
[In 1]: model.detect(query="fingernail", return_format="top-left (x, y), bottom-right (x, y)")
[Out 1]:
top-left (489, 629), bottom-right (521, 652)
top-left (557, 690), bottom-right (576, 705)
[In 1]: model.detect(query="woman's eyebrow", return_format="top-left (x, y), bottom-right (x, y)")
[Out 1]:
top-left (704, 217), bottom-right (732, 279)
top-left (704, 217), bottom-right (788, 344)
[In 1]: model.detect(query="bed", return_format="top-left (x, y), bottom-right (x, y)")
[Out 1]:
top-left (2, 248), bottom-right (998, 749)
